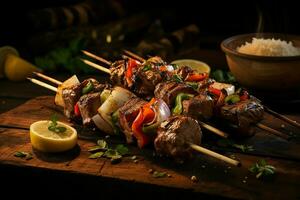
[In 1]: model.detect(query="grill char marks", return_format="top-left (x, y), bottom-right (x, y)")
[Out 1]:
top-left (154, 116), bottom-right (202, 163)
top-left (220, 99), bottom-right (264, 137)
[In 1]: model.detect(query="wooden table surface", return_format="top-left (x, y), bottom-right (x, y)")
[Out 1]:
top-left (1, 55), bottom-right (300, 199)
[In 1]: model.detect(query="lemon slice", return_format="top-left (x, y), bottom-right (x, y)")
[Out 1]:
top-left (30, 120), bottom-right (77, 153)
top-left (171, 59), bottom-right (211, 74)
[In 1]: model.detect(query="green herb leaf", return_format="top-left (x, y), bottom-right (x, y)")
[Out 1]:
top-left (232, 144), bottom-right (254, 152)
top-left (48, 114), bottom-right (67, 134)
top-left (143, 65), bottom-right (151, 71)
top-left (14, 151), bottom-right (27, 158)
top-left (172, 74), bottom-right (183, 83)
top-left (104, 149), bottom-right (121, 159)
top-left (152, 171), bottom-right (167, 178)
top-left (14, 151), bottom-right (33, 160)
top-left (97, 140), bottom-right (108, 149)
top-left (89, 152), bottom-right (104, 159)
top-left (88, 146), bottom-right (106, 152)
top-left (50, 114), bottom-right (58, 126)
top-left (115, 144), bottom-right (129, 156)
top-left (249, 160), bottom-right (276, 179)
top-left (218, 139), bottom-right (254, 152)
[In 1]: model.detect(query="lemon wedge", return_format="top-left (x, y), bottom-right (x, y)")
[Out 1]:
top-left (4, 54), bottom-right (40, 81)
top-left (171, 59), bottom-right (211, 74)
top-left (0, 46), bottom-right (19, 78)
top-left (30, 120), bottom-right (77, 153)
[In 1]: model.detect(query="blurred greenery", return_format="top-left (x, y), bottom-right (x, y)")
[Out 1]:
top-left (210, 69), bottom-right (236, 84)
top-left (34, 37), bottom-right (96, 74)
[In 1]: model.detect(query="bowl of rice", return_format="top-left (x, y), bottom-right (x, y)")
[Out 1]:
top-left (221, 33), bottom-right (300, 91)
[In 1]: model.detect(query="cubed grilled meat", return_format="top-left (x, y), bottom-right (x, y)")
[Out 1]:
top-left (220, 99), bottom-right (264, 136)
top-left (78, 93), bottom-right (101, 126)
top-left (62, 83), bottom-right (82, 118)
top-left (154, 81), bottom-right (197, 107)
top-left (182, 93), bottom-right (214, 120)
top-left (62, 78), bottom-right (105, 119)
top-left (133, 67), bottom-right (162, 97)
top-left (110, 60), bottom-right (126, 87)
top-left (118, 97), bottom-right (147, 143)
top-left (175, 66), bottom-right (194, 80)
top-left (154, 116), bottom-right (202, 163)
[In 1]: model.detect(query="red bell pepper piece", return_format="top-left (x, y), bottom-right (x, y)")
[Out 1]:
top-left (239, 90), bottom-right (249, 101)
top-left (185, 73), bottom-right (208, 82)
top-left (125, 58), bottom-right (139, 87)
top-left (74, 102), bottom-right (81, 117)
top-left (208, 87), bottom-right (222, 97)
top-left (131, 98), bottom-right (156, 148)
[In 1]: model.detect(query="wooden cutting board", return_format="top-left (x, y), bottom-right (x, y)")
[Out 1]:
top-left (0, 96), bottom-right (300, 199)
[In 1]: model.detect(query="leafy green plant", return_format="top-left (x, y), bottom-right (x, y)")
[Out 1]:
top-left (35, 37), bottom-right (95, 74)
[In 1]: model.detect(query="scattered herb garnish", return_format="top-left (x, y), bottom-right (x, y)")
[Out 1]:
top-left (152, 171), bottom-right (167, 178)
top-left (211, 69), bottom-right (236, 84)
top-left (232, 144), bottom-right (254, 152)
top-left (249, 160), bottom-right (276, 179)
top-left (172, 74), bottom-right (183, 83)
top-left (143, 65), bottom-right (151, 71)
top-left (97, 139), bottom-right (108, 149)
top-left (48, 114), bottom-right (67, 133)
top-left (14, 151), bottom-right (33, 160)
top-left (89, 152), bottom-right (104, 159)
top-left (88, 140), bottom-right (130, 164)
top-left (115, 144), bottom-right (129, 156)
top-left (218, 139), bottom-right (254, 152)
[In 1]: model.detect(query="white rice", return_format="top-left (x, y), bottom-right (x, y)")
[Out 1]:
top-left (237, 37), bottom-right (300, 56)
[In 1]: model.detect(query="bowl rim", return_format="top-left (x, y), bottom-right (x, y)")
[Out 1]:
top-left (221, 33), bottom-right (300, 61)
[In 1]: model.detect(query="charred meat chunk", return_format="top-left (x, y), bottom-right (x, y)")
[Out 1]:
top-left (62, 78), bottom-right (105, 119)
top-left (182, 93), bottom-right (214, 120)
top-left (154, 81), bottom-right (197, 107)
top-left (220, 99), bottom-right (264, 135)
top-left (133, 67), bottom-right (162, 97)
top-left (154, 116), bottom-right (202, 162)
top-left (118, 97), bottom-right (147, 143)
top-left (175, 66), bottom-right (194, 80)
top-left (78, 93), bottom-right (101, 126)
top-left (110, 60), bottom-right (126, 87)
top-left (62, 83), bottom-right (82, 119)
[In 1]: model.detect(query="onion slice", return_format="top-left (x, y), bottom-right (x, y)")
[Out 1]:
top-left (92, 114), bottom-right (114, 135)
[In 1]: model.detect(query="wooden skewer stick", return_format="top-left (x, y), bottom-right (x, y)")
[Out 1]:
top-left (256, 123), bottom-right (290, 140)
top-left (189, 143), bottom-right (241, 166)
top-left (81, 59), bottom-right (111, 74)
top-left (198, 121), bottom-right (228, 138)
top-left (33, 72), bottom-right (62, 85)
top-left (123, 50), bottom-right (146, 63)
top-left (27, 78), bottom-right (58, 92)
top-left (264, 106), bottom-right (300, 129)
top-left (81, 50), bottom-right (112, 66)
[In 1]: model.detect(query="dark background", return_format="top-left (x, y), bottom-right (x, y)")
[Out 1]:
top-left (0, 0), bottom-right (299, 59)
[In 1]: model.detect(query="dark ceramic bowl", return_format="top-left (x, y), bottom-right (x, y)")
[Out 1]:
top-left (221, 33), bottom-right (300, 91)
